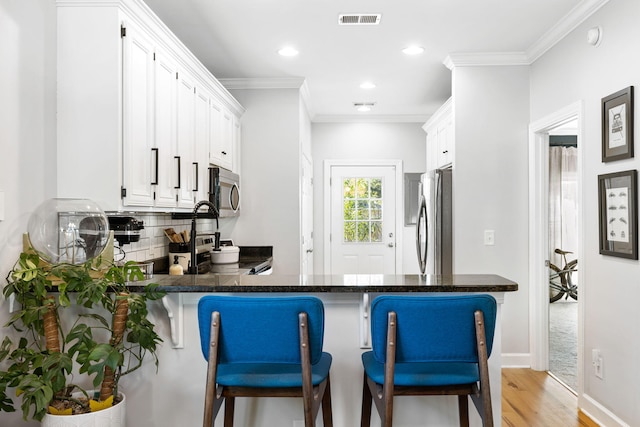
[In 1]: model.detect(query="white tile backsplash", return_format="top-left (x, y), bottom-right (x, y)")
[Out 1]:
top-left (114, 213), bottom-right (217, 263)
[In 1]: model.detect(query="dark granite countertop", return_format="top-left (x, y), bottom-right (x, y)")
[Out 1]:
top-left (127, 273), bottom-right (518, 293)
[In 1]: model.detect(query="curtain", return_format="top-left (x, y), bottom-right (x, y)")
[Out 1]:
top-left (548, 146), bottom-right (578, 267)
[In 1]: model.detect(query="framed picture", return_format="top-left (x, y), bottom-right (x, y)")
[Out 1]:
top-left (598, 170), bottom-right (638, 259)
top-left (602, 86), bottom-right (634, 162)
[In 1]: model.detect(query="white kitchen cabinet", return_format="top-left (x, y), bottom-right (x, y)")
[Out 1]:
top-left (176, 69), bottom-right (197, 208)
top-left (122, 21), bottom-right (180, 209)
top-left (56, 0), bottom-right (244, 212)
top-left (121, 21), bottom-right (155, 207)
top-left (208, 97), bottom-right (223, 168)
top-left (423, 97), bottom-right (453, 171)
top-left (194, 88), bottom-right (211, 203)
top-left (232, 115), bottom-right (242, 173)
top-left (153, 48), bottom-right (180, 208)
top-left (210, 104), bottom-right (234, 171)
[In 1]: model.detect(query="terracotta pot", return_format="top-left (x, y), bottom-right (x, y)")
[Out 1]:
top-left (41, 392), bottom-right (126, 427)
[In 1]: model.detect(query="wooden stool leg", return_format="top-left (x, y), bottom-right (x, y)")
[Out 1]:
top-left (223, 396), bottom-right (235, 427)
top-left (322, 376), bottom-right (334, 427)
top-left (458, 395), bottom-right (469, 427)
top-left (360, 372), bottom-right (372, 427)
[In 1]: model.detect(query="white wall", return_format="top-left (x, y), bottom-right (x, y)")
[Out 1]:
top-left (311, 122), bottom-right (426, 274)
top-left (451, 65), bottom-right (531, 362)
top-left (0, 0), bottom-right (57, 425)
top-left (531, 0), bottom-right (640, 425)
top-left (228, 88), bottom-right (303, 274)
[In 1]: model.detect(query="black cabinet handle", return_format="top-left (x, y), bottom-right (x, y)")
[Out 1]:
top-left (151, 148), bottom-right (158, 185)
top-left (174, 156), bottom-right (181, 189)
top-left (221, 151), bottom-right (227, 156)
top-left (193, 162), bottom-right (199, 191)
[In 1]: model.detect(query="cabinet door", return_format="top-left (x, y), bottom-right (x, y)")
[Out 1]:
top-left (210, 101), bottom-right (233, 171)
top-left (232, 115), bottom-right (241, 173)
top-left (176, 70), bottom-right (196, 208)
top-left (154, 50), bottom-right (179, 208)
top-left (209, 97), bottom-right (224, 166)
top-left (122, 23), bottom-right (155, 207)
top-left (194, 88), bottom-right (210, 203)
top-left (425, 130), bottom-right (438, 172)
top-left (437, 117), bottom-right (453, 167)
top-left (219, 107), bottom-right (234, 170)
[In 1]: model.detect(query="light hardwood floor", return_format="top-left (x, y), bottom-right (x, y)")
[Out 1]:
top-left (502, 368), bottom-right (599, 427)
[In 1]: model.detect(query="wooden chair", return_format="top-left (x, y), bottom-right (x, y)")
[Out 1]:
top-left (360, 295), bottom-right (497, 427)
top-left (198, 295), bottom-right (333, 427)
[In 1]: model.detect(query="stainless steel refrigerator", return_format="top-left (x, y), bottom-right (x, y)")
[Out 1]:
top-left (416, 168), bottom-right (453, 274)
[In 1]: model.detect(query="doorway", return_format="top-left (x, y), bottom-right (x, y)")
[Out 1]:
top-left (548, 123), bottom-right (579, 391)
top-left (323, 160), bottom-right (403, 275)
top-left (528, 102), bottom-right (583, 395)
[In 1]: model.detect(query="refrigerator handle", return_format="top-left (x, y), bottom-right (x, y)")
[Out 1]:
top-left (416, 194), bottom-right (428, 274)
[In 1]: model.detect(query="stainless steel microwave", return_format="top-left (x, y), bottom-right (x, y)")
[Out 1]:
top-left (208, 167), bottom-right (240, 217)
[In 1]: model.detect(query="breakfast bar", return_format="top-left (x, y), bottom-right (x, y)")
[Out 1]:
top-left (123, 273), bottom-right (516, 427)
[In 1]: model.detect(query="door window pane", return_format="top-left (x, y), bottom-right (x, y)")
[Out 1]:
top-left (343, 177), bottom-right (383, 243)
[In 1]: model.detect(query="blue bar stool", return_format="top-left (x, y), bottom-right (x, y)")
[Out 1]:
top-left (198, 295), bottom-right (333, 427)
top-left (360, 295), bottom-right (497, 427)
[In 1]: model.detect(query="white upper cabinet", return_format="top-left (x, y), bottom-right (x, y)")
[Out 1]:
top-left (56, 0), bottom-right (244, 212)
top-left (423, 97), bottom-right (453, 171)
top-left (232, 115), bottom-right (241, 173)
top-left (153, 48), bottom-right (180, 208)
top-left (121, 22), bottom-right (155, 207)
top-left (176, 69), bottom-right (197, 208)
top-left (194, 88), bottom-right (211, 203)
top-left (209, 100), bottom-right (234, 171)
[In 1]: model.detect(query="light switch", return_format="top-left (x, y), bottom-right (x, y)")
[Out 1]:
top-left (484, 230), bottom-right (495, 246)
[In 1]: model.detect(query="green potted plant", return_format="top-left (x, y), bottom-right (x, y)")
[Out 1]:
top-left (0, 251), bottom-right (165, 423)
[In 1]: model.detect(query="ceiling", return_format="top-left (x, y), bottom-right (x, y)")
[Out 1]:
top-left (142, 0), bottom-right (596, 122)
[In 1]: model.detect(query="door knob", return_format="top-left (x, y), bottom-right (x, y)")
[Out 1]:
top-left (306, 249), bottom-right (313, 253)
top-left (388, 243), bottom-right (394, 248)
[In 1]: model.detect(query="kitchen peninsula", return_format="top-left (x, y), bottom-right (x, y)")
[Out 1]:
top-left (125, 273), bottom-right (516, 427)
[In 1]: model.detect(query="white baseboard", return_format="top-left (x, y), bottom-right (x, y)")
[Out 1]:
top-left (581, 393), bottom-right (630, 427)
top-left (501, 352), bottom-right (531, 368)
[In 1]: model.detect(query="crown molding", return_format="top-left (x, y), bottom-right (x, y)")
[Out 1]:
top-left (443, 52), bottom-right (529, 69)
top-left (444, 0), bottom-right (610, 69)
top-left (218, 77), bottom-right (306, 90)
top-left (526, 0), bottom-right (610, 62)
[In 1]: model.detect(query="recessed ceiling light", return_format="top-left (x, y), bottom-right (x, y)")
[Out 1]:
top-left (354, 102), bottom-right (376, 112)
top-left (402, 46), bottom-right (424, 55)
top-left (278, 46), bottom-right (299, 57)
top-left (360, 82), bottom-right (376, 89)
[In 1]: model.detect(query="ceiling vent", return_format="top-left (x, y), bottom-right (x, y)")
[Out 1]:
top-left (338, 14), bottom-right (381, 25)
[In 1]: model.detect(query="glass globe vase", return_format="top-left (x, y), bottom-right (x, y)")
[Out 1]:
top-left (27, 198), bottom-right (109, 264)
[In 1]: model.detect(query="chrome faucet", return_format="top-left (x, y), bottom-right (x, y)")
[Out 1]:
top-left (190, 200), bottom-right (219, 274)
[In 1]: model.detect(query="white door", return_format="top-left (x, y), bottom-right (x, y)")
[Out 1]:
top-left (330, 165), bottom-right (397, 274)
top-left (301, 155), bottom-right (314, 275)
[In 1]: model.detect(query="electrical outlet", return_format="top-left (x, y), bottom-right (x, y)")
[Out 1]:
top-left (484, 230), bottom-right (495, 246)
top-left (592, 349), bottom-right (604, 379)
